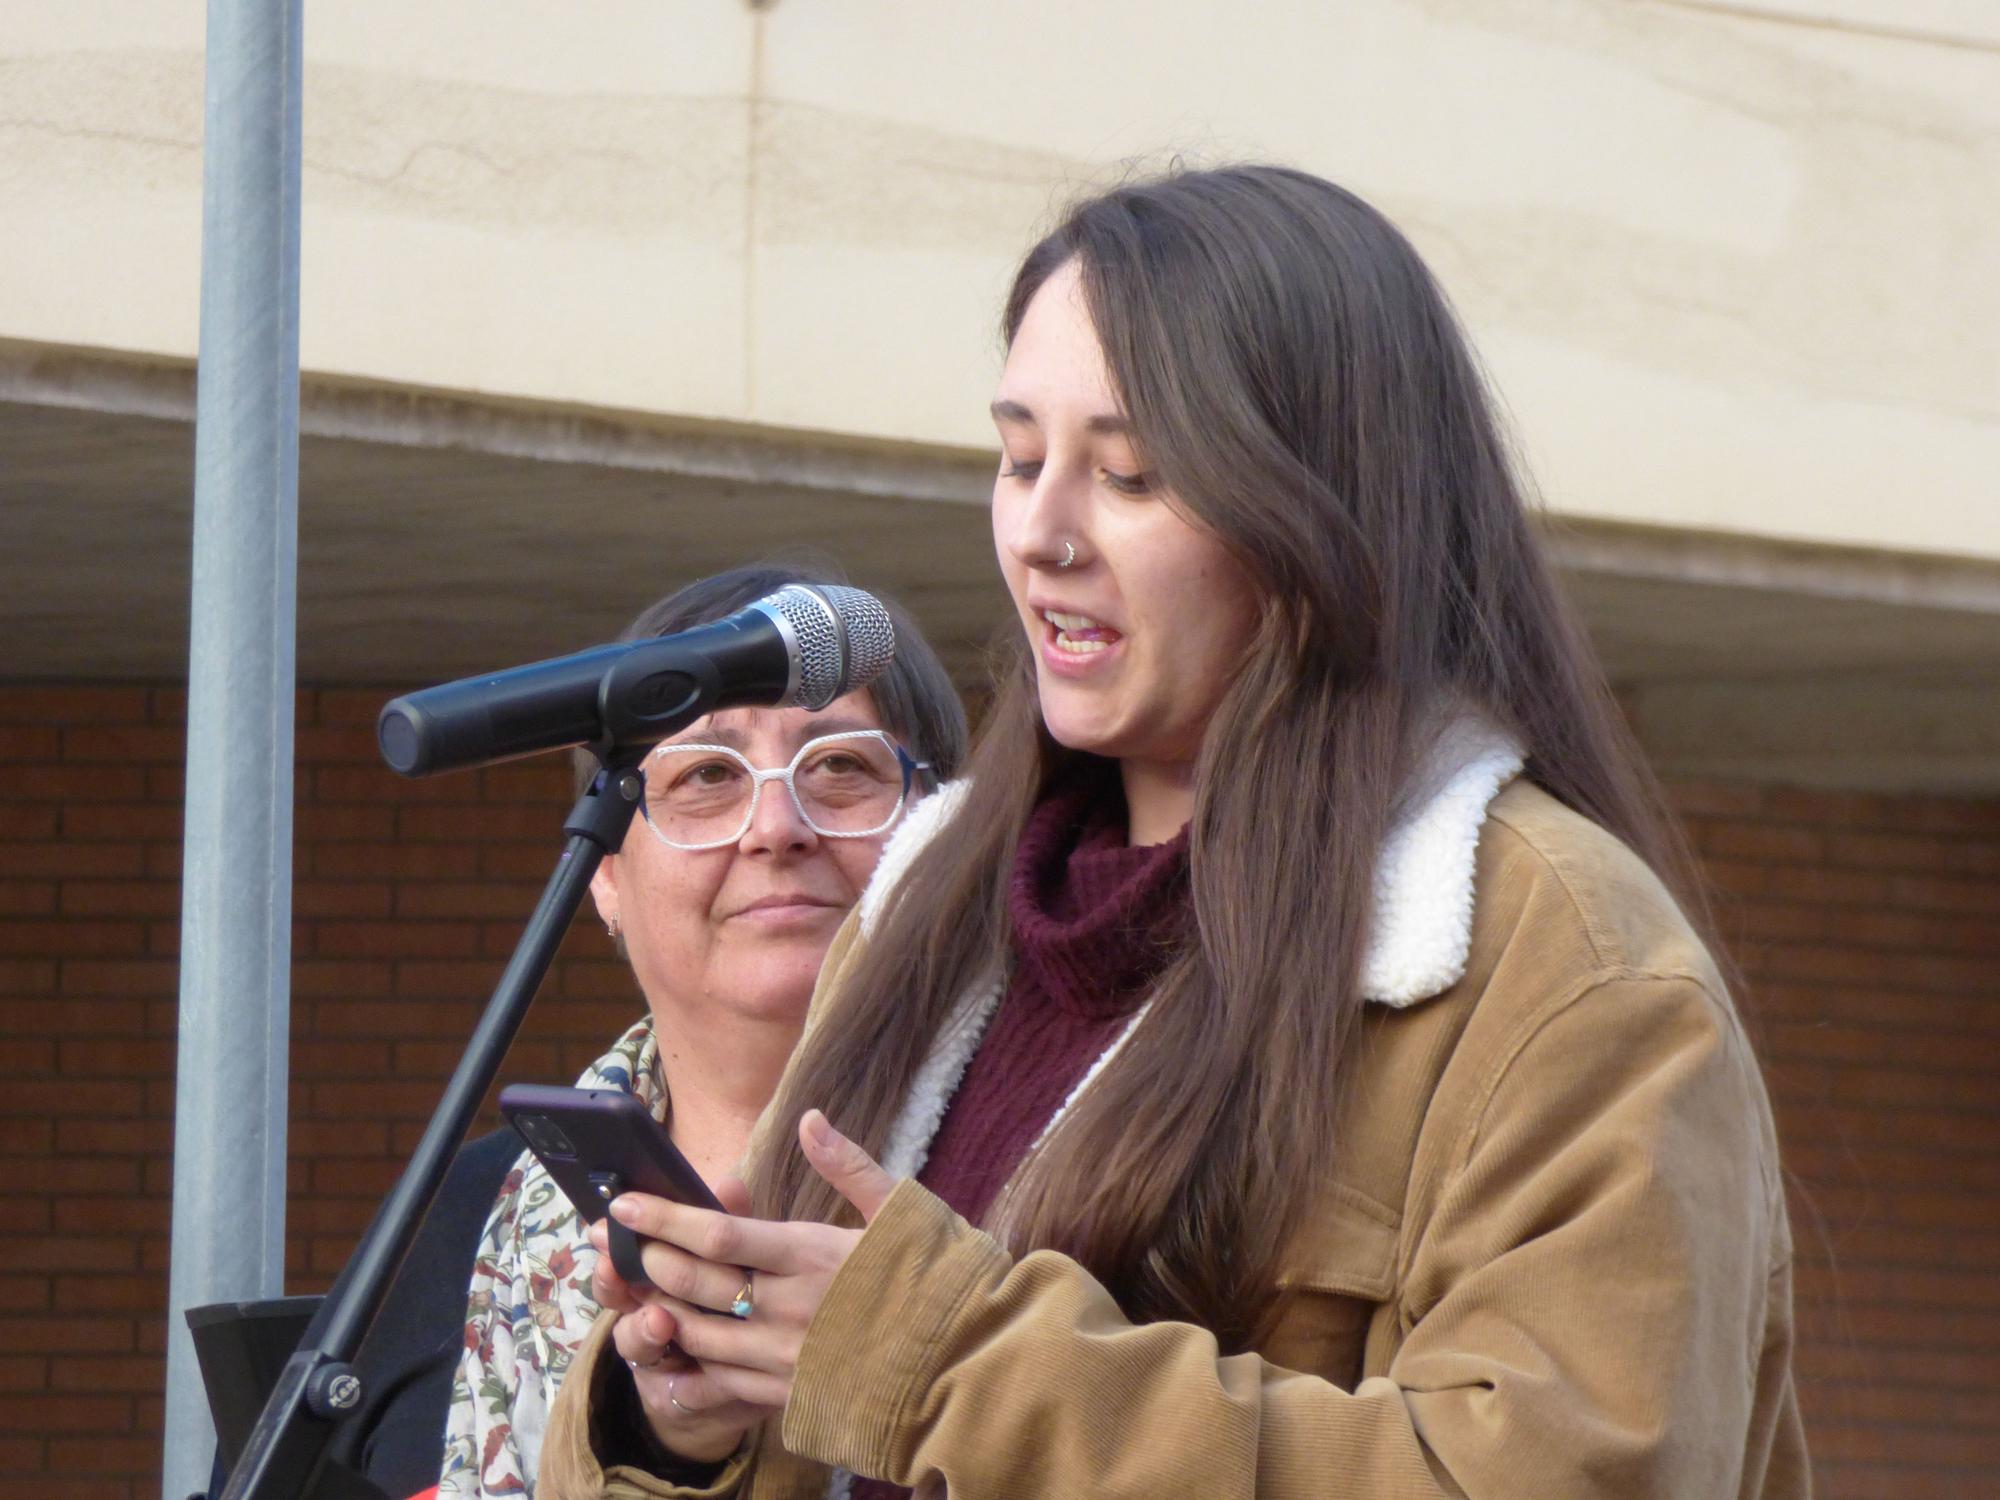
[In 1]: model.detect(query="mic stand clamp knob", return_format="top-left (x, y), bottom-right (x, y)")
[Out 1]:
top-left (304, 1361), bottom-right (365, 1418)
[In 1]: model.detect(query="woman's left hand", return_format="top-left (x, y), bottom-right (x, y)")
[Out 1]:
top-left (587, 1109), bottom-right (898, 1414)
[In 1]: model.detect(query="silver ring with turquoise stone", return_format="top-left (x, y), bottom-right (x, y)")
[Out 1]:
top-left (730, 1273), bottom-right (755, 1320)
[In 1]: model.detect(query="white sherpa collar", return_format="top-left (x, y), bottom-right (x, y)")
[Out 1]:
top-left (859, 716), bottom-right (1524, 1007)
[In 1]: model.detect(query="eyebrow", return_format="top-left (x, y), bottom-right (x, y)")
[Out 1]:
top-left (656, 715), bottom-right (880, 754)
top-left (989, 399), bottom-right (1131, 436)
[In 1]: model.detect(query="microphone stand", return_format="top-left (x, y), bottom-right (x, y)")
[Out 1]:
top-left (217, 751), bottom-right (649, 1500)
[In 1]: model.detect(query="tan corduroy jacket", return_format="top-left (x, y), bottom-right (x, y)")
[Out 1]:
top-left (542, 737), bottom-right (1809, 1500)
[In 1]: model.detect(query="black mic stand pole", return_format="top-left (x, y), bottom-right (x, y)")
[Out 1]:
top-left (218, 750), bottom-right (648, 1500)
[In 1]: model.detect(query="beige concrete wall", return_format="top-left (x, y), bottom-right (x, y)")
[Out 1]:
top-left (3, 0), bottom-right (1995, 560)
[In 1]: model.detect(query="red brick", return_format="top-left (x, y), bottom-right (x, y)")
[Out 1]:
top-left (0, 920), bottom-right (148, 959)
top-left (0, 1037), bottom-right (55, 1071)
top-left (57, 882), bottom-right (181, 919)
top-left (1759, 864), bottom-right (1895, 905)
top-left (313, 919), bottom-right (481, 959)
top-left (0, 804), bottom-right (60, 838)
top-left (309, 1078), bottom-right (456, 1119)
top-left (292, 880), bottom-right (393, 918)
top-left (295, 724), bottom-right (385, 762)
top-left (0, 1197), bottom-right (50, 1231)
top-left (50, 1275), bottom-right (164, 1314)
top-left (311, 997), bottom-right (475, 1037)
top-left (0, 1118), bottom-right (54, 1153)
top-left (479, 762), bottom-right (568, 801)
top-left (53, 1120), bottom-right (165, 1156)
top-left (295, 804), bottom-right (398, 841)
top-left (313, 842), bottom-right (479, 879)
top-left (284, 1117), bottom-right (388, 1156)
top-left (43, 1436), bottom-right (159, 1474)
top-left (0, 1354), bottom-right (49, 1391)
top-left (400, 802), bottom-right (563, 841)
top-left (60, 812), bottom-right (184, 848)
top-left (558, 960), bottom-right (642, 1002)
top-left (1887, 872), bottom-right (1999, 914)
top-left (11, 1237), bottom-right (139, 1272)
top-left (58, 726), bottom-right (185, 764)
top-left (0, 684), bottom-right (151, 722)
top-left (0, 1393), bottom-right (132, 1431)
top-left (0, 1080), bottom-right (146, 1118)
top-left (393, 880), bottom-right (545, 919)
top-left (47, 1357), bottom-right (163, 1395)
top-left (480, 842), bottom-right (573, 879)
top-left (0, 1438), bottom-right (46, 1473)
top-left (1768, 1025), bottom-right (2000, 1077)
top-left (389, 960), bottom-right (501, 999)
top-left (1699, 821), bottom-right (1827, 863)
top-left (1666, 781), bottom-right (1765, 818)
top-left (0, 881), bottom-right (57, 917)
top-left (316, 687), bottom-right (405, 726)
top-left (1751, 982), bottom-right (1994, 1035)
top-left (316, 765), bottom-right (478, 804)
top-left (0, 766), bottom-right (150, 802)
top-left (291, 957), bottom-right (393, 998)
top-left (1751, 944), bottom-right (1990, 995)
top-left (51, 1199), bottom-right (170, 1236)
top-left (0, 1481), bottom-right (136, 1500)
top-left (0, 726), bottom-right (62, 760)
top-left (288, 1038), bottom-right (392, 1077)
top-left (4, 1158), bottom-right (142, 1194)
top-left (50, 965), bottom-right (172, 1000)
top-left (0, 843), bottom-right (147, 879)
top-left (142, 766), bottom-right (182, 799)
top-left (283, 1197), bottom-right (376, 1235)
top-left (310, 1156), bottom-right (404, 1196)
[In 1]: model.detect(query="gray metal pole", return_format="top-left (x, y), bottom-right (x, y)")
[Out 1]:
top-left (163, 0), bottom-right (304, 1493)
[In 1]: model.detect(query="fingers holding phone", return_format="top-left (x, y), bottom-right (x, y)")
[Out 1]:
top-left (613, 1299), bottom-right (778, 1464)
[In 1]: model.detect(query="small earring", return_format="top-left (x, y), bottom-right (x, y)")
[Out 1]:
top-left (1057, 540), bottom-right (1077, 570)
top-left (606, 915), bottom-right (620, 938)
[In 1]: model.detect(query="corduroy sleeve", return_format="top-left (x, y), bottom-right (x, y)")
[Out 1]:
top-left (780, 974), bottom-right (1788, 1500)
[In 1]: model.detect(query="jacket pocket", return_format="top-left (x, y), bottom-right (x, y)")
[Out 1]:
top-left (1263, 1184), bottom-right (1400, 1385)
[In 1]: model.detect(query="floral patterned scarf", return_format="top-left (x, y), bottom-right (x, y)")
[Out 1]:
top-left (438, 1016), bottom-right (661, 1498)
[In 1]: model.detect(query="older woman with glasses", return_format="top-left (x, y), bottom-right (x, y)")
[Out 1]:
top-left (313, 564), bottom-right (964, 1500)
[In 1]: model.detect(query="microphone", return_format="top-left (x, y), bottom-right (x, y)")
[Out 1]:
top-left (376, 584), bottom-right (894, 777)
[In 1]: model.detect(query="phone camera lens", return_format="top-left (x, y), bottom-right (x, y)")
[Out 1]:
top-left (519, 1114), bottom-right (576, 1160)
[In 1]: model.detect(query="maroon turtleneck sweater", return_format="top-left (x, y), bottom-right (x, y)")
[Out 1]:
top-left (849, 764), bottom-right (1190, 1500)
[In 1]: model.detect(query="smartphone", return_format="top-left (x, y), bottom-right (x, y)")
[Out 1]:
top-left (498, 1082), bottom-right (725, 1222)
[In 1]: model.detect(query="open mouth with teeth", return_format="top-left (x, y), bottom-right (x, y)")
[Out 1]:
top-left (1042, 610), bottom-right (1123, 654)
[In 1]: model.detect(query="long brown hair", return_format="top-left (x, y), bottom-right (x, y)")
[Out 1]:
top-left (753, 165), bottom-right (1709, 1350)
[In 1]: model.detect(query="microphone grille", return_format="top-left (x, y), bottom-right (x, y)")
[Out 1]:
top-left (820, 585), bottom-right (895, 694)
top-left (759, 585), bottom-right (896, 709)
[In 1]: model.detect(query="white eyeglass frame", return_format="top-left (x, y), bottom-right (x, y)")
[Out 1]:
top-left (637, 729), bottom-right (927, 852)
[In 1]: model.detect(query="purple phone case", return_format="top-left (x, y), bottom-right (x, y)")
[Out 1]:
top-left (497, 1082), bottom-right (724, 1219)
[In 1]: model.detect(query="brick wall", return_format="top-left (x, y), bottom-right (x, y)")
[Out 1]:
top-left (0, 684), bottom-right (632, 1500)
top-left (1678, 783), bottom-right (2000, 1500)
top-left (1, 684), bottom-right (1996, 1499)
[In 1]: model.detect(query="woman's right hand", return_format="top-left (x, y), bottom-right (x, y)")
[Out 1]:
top-left (596, 1176), bottom-right (781, 1465)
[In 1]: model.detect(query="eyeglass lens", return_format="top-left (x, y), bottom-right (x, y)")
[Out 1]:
top-left (644, 733), bottom-right (906, 846)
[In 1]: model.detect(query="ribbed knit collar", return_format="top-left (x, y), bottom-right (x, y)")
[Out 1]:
top-left (1005, 759), bottom-right (1192, 1020)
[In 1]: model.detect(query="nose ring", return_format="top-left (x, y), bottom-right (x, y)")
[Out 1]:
top-left (1057, 540), bottom-right (1077, 570)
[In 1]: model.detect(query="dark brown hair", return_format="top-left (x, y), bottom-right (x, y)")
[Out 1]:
top-left (753, 166), bottom-right (1710, 1350)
